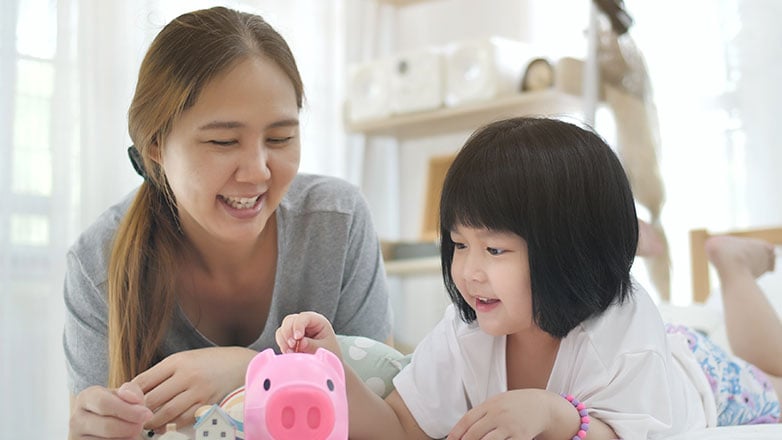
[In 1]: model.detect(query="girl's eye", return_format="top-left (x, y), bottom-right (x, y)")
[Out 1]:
top-left (209, 140), bottom-right (237, 146)
top-left (486, 247), bottom-right (505, 256)
top-left (453, 242), bottom-right (466, 250)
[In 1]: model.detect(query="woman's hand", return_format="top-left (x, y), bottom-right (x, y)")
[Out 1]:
top-left (275, 311), bottom-right (341, 358)
top-left (69, 382), bottom-right (152, 440)
top-left (447, 389), bottom-right (583, 440)
top-left (131, 346), bottom-right (257, 432)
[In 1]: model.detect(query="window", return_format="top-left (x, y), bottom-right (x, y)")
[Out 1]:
top-left (13, 58), bottom-right (54, 197)
top-left (10, 214), bottom-right (49, 246)
top-left (1, 0), bottom-right (68, 435)
top-left (2, 0), bottom-right (71, 278)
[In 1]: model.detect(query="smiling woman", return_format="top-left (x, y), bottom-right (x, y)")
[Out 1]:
top-left (155, 56), bottom-right (301, 243)
top-left (62, 7), bottom-right (391, 439)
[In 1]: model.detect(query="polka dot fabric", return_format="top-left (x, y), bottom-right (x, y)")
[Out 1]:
top-left (337, 335), bottom-right (412, 398)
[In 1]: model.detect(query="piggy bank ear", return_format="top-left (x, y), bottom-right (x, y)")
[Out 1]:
top-left (245, 348), bottom-right (277, 387)
top-left (314, 348), bottom-right (345, 382)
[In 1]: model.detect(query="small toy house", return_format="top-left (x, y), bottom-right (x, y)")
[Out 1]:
top-left (158, 423), bottom-right (189, 440)
top-left (194, 404), bottom-right (238, 439)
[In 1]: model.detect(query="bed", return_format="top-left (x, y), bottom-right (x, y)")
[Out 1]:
top-left (655, 226), bottom-right (782, 438)
top-left (656, 226), bottom-right (782, 347)
top-left (664, 423), bottom-right (782, 439)
top-left (689, 226), bottom-right (782, 303)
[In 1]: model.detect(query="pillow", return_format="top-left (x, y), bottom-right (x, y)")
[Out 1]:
top-left (337, 335), bottom-right (412, 398)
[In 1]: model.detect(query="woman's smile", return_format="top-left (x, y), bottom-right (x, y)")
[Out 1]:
top-left (217, 193), bottom-right (265, 219)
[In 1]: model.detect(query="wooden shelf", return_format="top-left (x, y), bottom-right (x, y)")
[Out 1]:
top-left (345, 90), bottom-right (582, 137)
top-left (384, 257), bottom-right (440, 276)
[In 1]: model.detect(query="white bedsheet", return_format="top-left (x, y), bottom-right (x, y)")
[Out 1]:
top-left (658, 269), bottom-right (782, 438)
top-left (664, 424), bottom-right (782, 439)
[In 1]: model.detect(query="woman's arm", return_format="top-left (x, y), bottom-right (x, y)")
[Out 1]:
top-left (63, 250), bottom-right (111, 395)
top-left (130, 346), bottom-right (257, 430)
top-left (69, 385), bottom-right (152, 440)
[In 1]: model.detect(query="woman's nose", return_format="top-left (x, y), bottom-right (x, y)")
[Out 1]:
top-left (236, 144), bottom-right (271, 182)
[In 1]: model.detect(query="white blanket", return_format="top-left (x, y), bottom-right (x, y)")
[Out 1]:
top-left (664, 424), bottom-right (782, 439)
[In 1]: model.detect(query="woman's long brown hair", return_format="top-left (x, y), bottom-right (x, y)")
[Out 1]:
top-left (107, 6), bottom-right (304, 388)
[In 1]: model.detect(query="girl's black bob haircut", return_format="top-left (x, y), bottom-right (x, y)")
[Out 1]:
top-left (439, 117), bottom-right (638, 338)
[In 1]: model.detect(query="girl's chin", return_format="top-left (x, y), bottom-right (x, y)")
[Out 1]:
top-left (474, 317), bottom-right (509, 337)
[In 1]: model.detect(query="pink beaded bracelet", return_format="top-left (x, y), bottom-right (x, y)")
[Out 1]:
top-left (561, 393), bottom-right (590, 440)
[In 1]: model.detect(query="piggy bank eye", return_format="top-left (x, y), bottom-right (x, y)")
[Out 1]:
top-left (327, 379), bottom-right (334, 391)
top-left (263, 378), bottom-right (271, 391)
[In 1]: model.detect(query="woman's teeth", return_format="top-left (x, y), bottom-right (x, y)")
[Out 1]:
top-left (221, 195), bottom-right (260, 209)
top-left (477, 297), bottom-right (498, 304)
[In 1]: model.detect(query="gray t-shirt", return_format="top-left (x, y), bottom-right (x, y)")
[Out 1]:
top-left (63, 173), bottom-right (392, 394)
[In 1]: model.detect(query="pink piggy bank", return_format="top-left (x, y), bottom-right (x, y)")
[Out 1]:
top-left (244, 348), bottom-right (348, 440)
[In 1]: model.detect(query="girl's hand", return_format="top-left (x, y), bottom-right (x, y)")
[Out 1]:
top-left (131, 346), bottom-right (257, 432)
top-left (275, 311), bottom-right (341, 358)
top-left (447, 389), bottom-right (580, 440)
top-left (69, 382), bottom-right (152, 439)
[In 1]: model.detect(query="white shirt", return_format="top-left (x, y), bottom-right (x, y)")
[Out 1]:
top-left (392, 286), bottom-right (716, 440)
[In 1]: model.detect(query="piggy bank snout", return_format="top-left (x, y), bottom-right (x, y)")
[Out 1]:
top-left (265, 385), bottom-right (336, 440)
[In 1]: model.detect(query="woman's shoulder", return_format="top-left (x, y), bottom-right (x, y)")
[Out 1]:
top-left (283, 173), bottom-right (365, 214)
top-left (67, 189), bottom-right (138, 281)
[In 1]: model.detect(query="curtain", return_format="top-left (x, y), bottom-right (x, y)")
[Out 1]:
top-left (2, 0), bottom-right (79, 436)
top-left (344, 0), bottom-right (399, 236)
top-left (1, 0), bottom-right (346, 436)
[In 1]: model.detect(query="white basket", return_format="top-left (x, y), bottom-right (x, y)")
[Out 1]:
top-left (389, 47), bottom-right (445, 114)
top-left (444, 37), bottom-right (539, 107)
top-left (346, 59), bottom-right (392, 123)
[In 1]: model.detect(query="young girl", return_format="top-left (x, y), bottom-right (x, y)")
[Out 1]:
top-left (64, 7), bottom-right (391, 439)
top-left (277, 117), bottom-right (781, 439)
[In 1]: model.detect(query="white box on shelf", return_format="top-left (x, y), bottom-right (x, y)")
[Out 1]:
top-left (443, 37), bottom-right (544, 107)
top-left (346, 59), bottom-right (392, 123)
top-left (389, 47), bottom-right (444, 114)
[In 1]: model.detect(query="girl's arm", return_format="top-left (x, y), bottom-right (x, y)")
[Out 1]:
top-left (277, 312), bottom-right (432, 440)
top-left (343, 363), bottom-right (432, 439)
top-left (447, 389), bottom-right (618, 440)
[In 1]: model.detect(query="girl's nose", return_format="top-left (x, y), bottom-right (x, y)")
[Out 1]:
top-left (461, 252), bottom-right (486, 283)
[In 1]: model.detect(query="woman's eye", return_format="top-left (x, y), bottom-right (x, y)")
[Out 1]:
top-left (486, 247), bottom-right (505, 256)
top-left (267, 136), bottom-right (293, 145)
top-left (453, 242), bottom-right (466, 250)
top-left (209, 139), bottom-right (237, 146)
